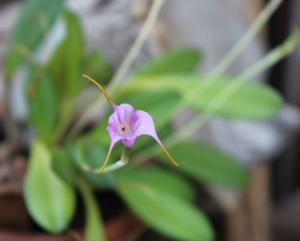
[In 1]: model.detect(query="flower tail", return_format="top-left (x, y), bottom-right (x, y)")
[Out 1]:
top-left (97, 158), bottom-right (109, 173)
top-left (158, 141), bottom-right (179, 166)
top-left (97, 151), bottom-right (111, 173)
top-left (131, 110), bottom-right (179, 167)
top-left (82, 74), bottom-right (115, 107)
top-left (96, 140), bottom-right (117, 173)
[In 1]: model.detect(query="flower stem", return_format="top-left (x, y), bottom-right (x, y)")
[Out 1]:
top-left (211, 0), bottom-right (283, 77)
top-left (109, 0), bottom-right (166, 89)
top-left (77, 178), bottom-right (106, 241)
top-left (101, 148), bottom-right (131, 173)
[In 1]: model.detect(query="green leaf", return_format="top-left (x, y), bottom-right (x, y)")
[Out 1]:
top-left (121, 74), bottom-right (283, 119)
top-left (83, 51), bottom-right (113, 85)
top-left (118, 179), bottom-right (213, 241)
top-left (5, 0), bottom-right (64, 78)
top-left (183, 76), bottom-right (283, 119)
top-left (51, 146), bottom-right (77, 185)
top-left (134, 48), bottom-right (201, 76)
top-left (117, 167), bottom-right (195, 201)
top-left (73, 138), bottom-right (108, 169)
top-left (47, 9), bottom-right (84, 99)
top-left (158, 142), bottom-right (248, 187)
top-left (26, 66), bottom-right (58, 143)
top-left (78, 179), bottom-right (106, 241)
top-left (24, 141), bottom-right (76, 233)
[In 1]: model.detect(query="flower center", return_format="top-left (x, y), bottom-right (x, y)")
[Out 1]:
top-left (119, 123), bottom-right (133, 137)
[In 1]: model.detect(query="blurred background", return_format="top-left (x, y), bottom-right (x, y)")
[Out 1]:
top-left (0, 0), bottom-right (300, 241)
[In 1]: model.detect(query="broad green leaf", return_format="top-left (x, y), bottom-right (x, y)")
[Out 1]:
top-left (134, 48), bottom-right (201, 76)
top-left (118, 179), bottom-right (213, 241)
top-left (121, 74), bottom-right (283, 119)
top-left (117, 167), bottom-right (195, 201)
top-left (183, 76), bottom-right (283, 119)
top-left (52, 146), bottom-right (77, 185)
top-left (5, 0), bottom-right (64, 78)
top-left (158, 142), bottom-right (248, 187)
top-left (83, 51), bottom-right (113, 85)
top-left (47, 9), bottom-right (84, 99)
top-left (26, 66), bottom-right (58, 143)
top-left (24, 141), bottom-right (76, 233)
top-left (78, 179), bottom-right (106, 241)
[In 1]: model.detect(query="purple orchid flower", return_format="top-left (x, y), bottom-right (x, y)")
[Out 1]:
top-left (83, 74), bottom-right (178, 173)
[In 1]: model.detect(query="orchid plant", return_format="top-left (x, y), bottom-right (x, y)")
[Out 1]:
top-left (3, 0), bottom-right (296, 241)
top-left (82, 74), bottom-right (178, 173)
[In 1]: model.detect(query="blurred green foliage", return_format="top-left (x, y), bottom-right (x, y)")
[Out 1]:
top-left (4, 1), bottom-right (292, 241)
top-left (121, 74), bottom-right (282, 119)
top-left (24, 141), bottom-right (76, 233)
top-left (5, 0), bottom-right (64, 78)
top-left (47, 10), bottom-right (84, 99)
top-left (118, 176), bottom-right (214, 241)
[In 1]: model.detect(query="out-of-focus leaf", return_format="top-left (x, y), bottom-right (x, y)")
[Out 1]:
top-left (118, 179), bottom-right (213, 241)
top-left (117, 90), bottom-right (180, 127)
top-left (183, 76), bottom-right (283, 119)
top-left (121, 75), bottom-right (283, 119)
top-left (5, 0), bottom-right (64, 78)
top-left (24, 141), bottom-right (76, 233)
top-left (52, 146), bottom-right (77, 185)
top-left (71, 138), bottom-right (118, 188)
top-left (117, 167), bottom-right (195, 201)
top-left (73, 138), bottom-right (107, 170)
top-left (83, 51), bottom-right (113, 85)
top-left (78, 179), bottom-right (106, 241)
top-left (26, 66), bottom-right (58, 143)
top-left (47, 9), bottom-right (84, 99)
top-left (134, 48), bottom-right (201, 76)
top-left (157, 142), bottom-right (248, 187)
top-left (88, 120), bottom-right (110, 145)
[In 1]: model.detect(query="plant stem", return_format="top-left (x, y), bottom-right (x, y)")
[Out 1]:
top-left (211, 0), bottom-right (283, 77)
top-left (109, 0), bottom-right (166, 89)
top-left (77, 178), bottom-right (106, 241)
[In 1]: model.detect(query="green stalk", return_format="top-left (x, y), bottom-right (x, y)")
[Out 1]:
top-left (77, 178), bottom-right (106, 241)
top-left (211, 0), bottom-right (283, 76)
top-left (101, 148), bottom-right (130, 173)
